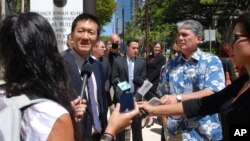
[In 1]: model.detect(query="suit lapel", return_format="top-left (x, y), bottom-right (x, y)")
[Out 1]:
top-left (89, 57), bottom-right (104, 104)
top-left (63, 51), bottom-right (82, 95)
top-left (122, 57), bottom-right (129, 80)
top-left (134, 57), bottom-right (139, 77)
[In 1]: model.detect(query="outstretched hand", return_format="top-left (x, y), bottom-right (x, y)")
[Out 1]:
top-left (105, 101), bottom-right (140, 137)
top-left (137, 101), bottom-right (154, 116)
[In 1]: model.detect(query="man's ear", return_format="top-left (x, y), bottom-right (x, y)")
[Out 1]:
top-left (197, 35), bottom-right (202, 44)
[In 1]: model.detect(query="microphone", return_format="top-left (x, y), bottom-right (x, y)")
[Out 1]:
top-left (133, 76), bottom-right (160, 101)
top-left (80, 63), bottom-right (92, 100)
top-left (115, 80), bottom-right (131, 99)
top-left (133, 77), bottom-right (161, 118)
top-left (112, 78), bottom-right (135, 113)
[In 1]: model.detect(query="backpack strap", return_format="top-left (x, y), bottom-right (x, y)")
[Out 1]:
top-left (6, 94), bottom-right (49, 109)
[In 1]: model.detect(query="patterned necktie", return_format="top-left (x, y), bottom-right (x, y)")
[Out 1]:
top-left (88, 76), bottom-right (102, 133)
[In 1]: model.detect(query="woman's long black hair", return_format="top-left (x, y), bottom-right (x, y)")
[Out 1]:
top-left (0, 12), bottom-right (78, 137)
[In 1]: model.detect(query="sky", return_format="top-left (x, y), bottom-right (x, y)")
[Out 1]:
top-left (101, 15), bottom-right (115, 36)
top-left (101, 23), bottom-right (113, 36)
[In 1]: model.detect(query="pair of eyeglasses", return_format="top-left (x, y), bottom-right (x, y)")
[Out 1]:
top-left (231, 34), bottom-right (248, 44)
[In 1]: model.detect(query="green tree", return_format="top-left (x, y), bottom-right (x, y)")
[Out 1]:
top-left (162, 0), bottom-right (250, 41)
top-left (124, 0), bottom-right (250, 55)
top-left (96, 0), bottom-right (116, 26)
top-left (100, 35), bottom-right (110, 42)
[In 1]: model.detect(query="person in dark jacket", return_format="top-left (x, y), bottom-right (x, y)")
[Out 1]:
top-left (217, 42), bottom-right (237, 85)
top-left (143, 41), bottom-right (166, 128)
top-left (146, 41), bottom-right (166, 94)
top-left (63, 13), bottom-right (108, 141)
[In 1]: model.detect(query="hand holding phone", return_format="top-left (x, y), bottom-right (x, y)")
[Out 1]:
top-left (139, 97), bottom-right (161, 118)
top-left (119, 93), bottom-right (135, 113)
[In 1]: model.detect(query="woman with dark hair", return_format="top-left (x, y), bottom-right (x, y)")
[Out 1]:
top-left (139, 12), bottom-right (250, 140)
top-left (0, 12), bottom-right (79, 140)
top-left (143, 41), bottom-right (166, 128)
top-left (146, 41), bottom-right (166, 94)
top-left (217, 42), bottom-right (237, 85)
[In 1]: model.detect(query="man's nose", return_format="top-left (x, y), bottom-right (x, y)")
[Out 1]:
top-left (178, 36), bottom-right (184, 41)
top-left (81, 32), bottom-right (89, 39)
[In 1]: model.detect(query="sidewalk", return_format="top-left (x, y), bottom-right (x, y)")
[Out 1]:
top-left (141, 117), bottom-right (162, 141)
top-left (0, 80), bottom-right (5, 85)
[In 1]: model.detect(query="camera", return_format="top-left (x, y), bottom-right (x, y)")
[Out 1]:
top-left (112, 43), bottom-right (119, 49)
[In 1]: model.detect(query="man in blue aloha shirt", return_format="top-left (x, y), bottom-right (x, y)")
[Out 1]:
top-left (158, 20), bottom-right (225, 140)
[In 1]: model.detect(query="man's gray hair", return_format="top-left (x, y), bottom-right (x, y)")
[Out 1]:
top-left (177, 20), bottom-right (203, 36)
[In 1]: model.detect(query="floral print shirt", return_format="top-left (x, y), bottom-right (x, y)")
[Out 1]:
top-left (157, 48), bottom-right (224, 140)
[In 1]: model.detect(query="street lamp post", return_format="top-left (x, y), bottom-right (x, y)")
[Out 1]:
top-left (145, 0), bottom-right (150, 57)
top-left (122, 4), bottom-right (125, 39)
top-left (84, 0), bottom-right (96, 16)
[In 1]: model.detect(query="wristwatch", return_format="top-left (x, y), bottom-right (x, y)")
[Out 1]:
top-left (176, 94), bottom-right (182, 102)
top-left (101, 133), bottom-right (114, 141)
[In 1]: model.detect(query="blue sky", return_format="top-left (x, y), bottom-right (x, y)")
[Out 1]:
top-left (101, 15), bottom-right (115, 36)
top-left (101, 23), bottom-right (113, 36)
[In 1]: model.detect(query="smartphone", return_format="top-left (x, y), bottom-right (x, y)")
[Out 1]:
top-left (119, 93), bottom-right (134, 113)
top-left (148, 97), bottom-right (161, 106)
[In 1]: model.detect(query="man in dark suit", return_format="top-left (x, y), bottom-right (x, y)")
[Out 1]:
top-left (112, 39), bottom-right (146, 141)
top-left (90, 40), bottom-right (112, 106)
top-left (63, 13), bottom-right (108, 141)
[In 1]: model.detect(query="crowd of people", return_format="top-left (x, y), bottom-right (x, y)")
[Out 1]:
top-left (0, 10), bottom-right (250, 141)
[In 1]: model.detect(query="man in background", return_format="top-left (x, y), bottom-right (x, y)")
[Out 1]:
top-left (91, 40), bottom-right (112, 106)
top-left (112, 39), bottom-right (146, 141)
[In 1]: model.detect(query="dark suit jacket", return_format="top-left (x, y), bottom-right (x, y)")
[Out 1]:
top-left (63, 51), bottom-right (108, 138)
top-left (146, 54), bottom-right (166, 93)
top-left (100, 57), bottom-right (111, 85)
top-left (111, 56), bottom-right (145, 141)
top-left (111, 56), bottom-right (146, 102)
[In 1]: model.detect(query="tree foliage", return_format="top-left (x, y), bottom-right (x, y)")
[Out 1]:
top-left (96, 0), bottom-right (116, 26)
top-left (124, 0), bottom-right (250, 51)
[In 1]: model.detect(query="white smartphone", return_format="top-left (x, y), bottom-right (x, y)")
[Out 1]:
top-left (148, 97), bottom-right (161, 106)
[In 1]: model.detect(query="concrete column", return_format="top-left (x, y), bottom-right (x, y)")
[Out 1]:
top-left (84, 0), bottom-right (96, 16)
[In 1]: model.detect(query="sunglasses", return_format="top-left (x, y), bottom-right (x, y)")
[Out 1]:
top-left (231, 34), bottom-right (248, 44)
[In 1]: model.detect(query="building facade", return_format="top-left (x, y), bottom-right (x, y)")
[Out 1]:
top-left (115, 0), bottom-right (144, 35)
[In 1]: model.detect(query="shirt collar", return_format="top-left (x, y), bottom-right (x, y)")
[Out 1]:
top-left (90, 54), bottom-right (98, 61)
top-left (71, 49), bottom-right (89, 70)
top-left (178, 48), bottom-right (201, 63)
top-left (126, 55), bottom-right (135, 62)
